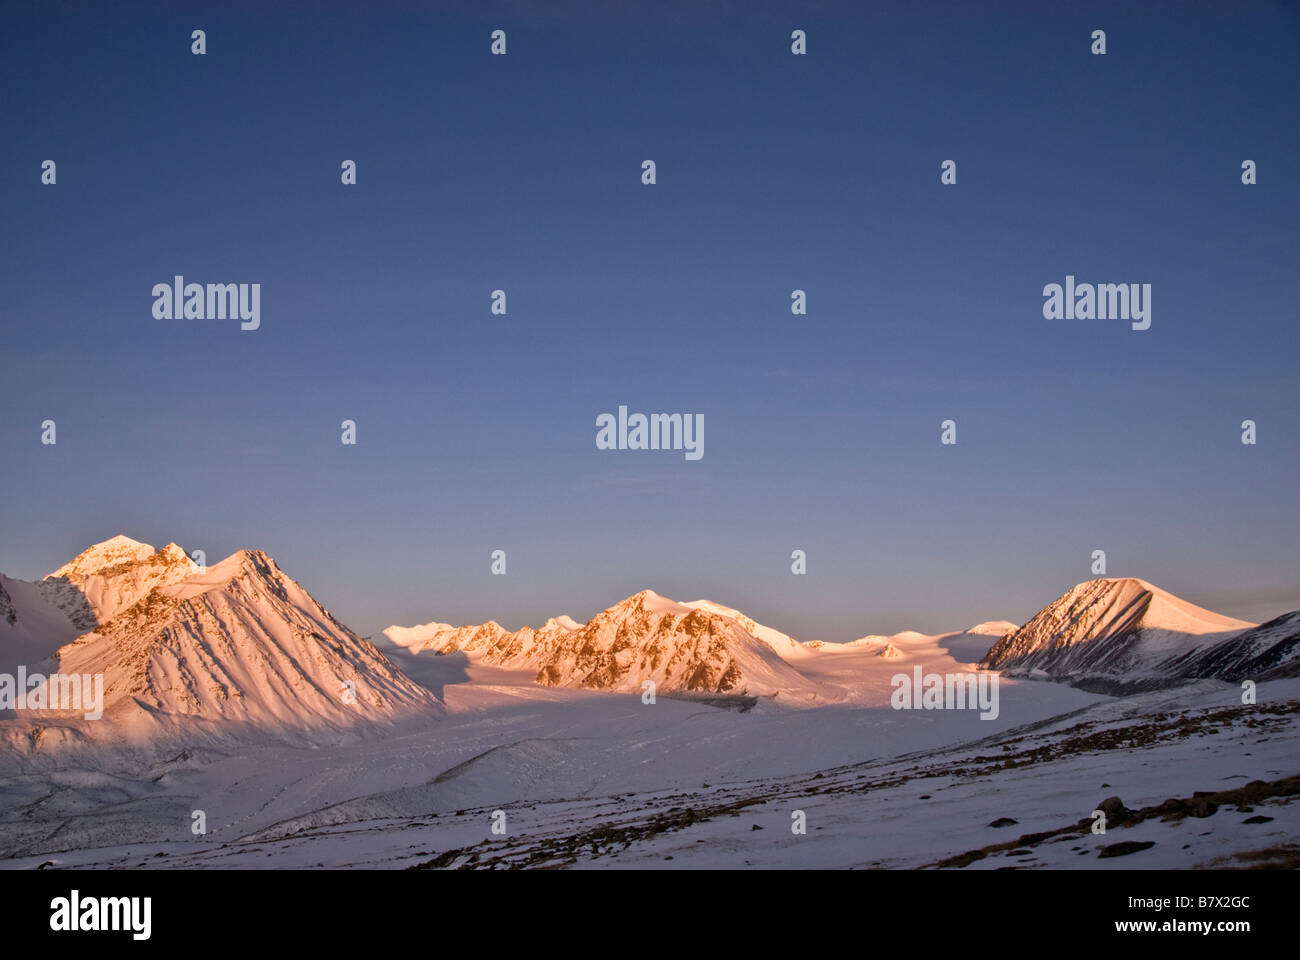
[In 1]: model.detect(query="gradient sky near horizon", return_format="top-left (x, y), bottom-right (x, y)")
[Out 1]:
top-left (2, 0), bottom-right (1298, 640)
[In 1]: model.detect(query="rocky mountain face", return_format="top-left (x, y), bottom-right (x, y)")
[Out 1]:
top-left (1161, 611), bottom-right (1300, 682)
top-left (38, 535), bottom-right (200, 632)
top-left (1, 537), bottom-right (440, 746)
top-left (980, 577), bottom-right (1297, 692)
top-left (51, 547), bottom-right (440, 730)
top-left (386, 590), bottom-right (828, 700)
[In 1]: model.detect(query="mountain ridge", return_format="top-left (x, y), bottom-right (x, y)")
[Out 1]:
top-left (978, 577), bottom-right (1299, 693)
top-left (1, 537), bottom-right (441, 755)
top-left (7, 537), bottom-right (1298, 738)
top-left (385, 588), bottom-right (835, 700)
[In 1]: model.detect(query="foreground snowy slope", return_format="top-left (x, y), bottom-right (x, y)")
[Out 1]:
top-left (0, 647), bottom-right (1105, 863)
top-left (6, 675), bottom-right (1293, 870)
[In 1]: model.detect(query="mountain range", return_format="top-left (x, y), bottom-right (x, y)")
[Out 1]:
top-left (2, 536), bottom-right (1297, 749)
top-left (383, 589), bottom-right (823, 699)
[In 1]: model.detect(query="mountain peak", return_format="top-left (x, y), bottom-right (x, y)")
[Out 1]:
top-left (982, 577), bottom-right (1253, 681)
top-left (48, 535), bottom-right (155, 579)
top-left (1068, 575), bottom-right (1158, 595)
top-left (542, 615), bottom-right (582, 632)
top-left (614, 589), bottom-right (691, 616)
top-left (964, 619), bottom-right (1019, 637)
top-left (49, 546), bottom-right (439, 732)
top-left (158, 549), bottom-right (292, 606)
top-left (159, 542), bottom-right (189, 563)
top-left (99, 534), bottom-right (145, 548)
top-left (39, 536), bottom-right (201, 632)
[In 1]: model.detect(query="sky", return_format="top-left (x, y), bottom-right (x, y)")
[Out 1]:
top-left (2, 0), bottom-right (1297, 641)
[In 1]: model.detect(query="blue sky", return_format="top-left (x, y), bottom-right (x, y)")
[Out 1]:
top-left (2, 1), bottom-right (1297, 640)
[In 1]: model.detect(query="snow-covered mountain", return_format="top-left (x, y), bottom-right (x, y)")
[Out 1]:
top-left (980, 578), bottom-right (1260, 689)
top-left (12, 535), bottom-right (1293, 750)
top-left (49, 546), bottom-right (440, 730)
top-left (801, 621), bottom-right (1016, 658)
top-left (383, 614), bottom-right (583, 669)
top-left (1160, 610), bottom-right (1300, 682)
top-left (38, 535), bottom-right (199, 632)
top-left (1, 537), bottom-right (441, 748)
top-left (386, 589), bottom-right (830, 700)
top-left (533, 591), bottom-right (828, 698)
top-left (677, 599), bottom-right (803, 657)
top-left (0, 573), bottom-right (79, 674)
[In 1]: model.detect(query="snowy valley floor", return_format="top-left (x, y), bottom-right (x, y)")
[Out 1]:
top-left (1, 638), bottom-right (1297, 870)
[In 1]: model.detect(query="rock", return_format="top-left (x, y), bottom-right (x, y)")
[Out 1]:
top-left (1098, 840), bottom-right (1156, 858)
top-left (989, 817), bottom-right (1018, 828)
top-left (1097, 795), bottom-right (1129, 822)
top-left (1189, 798), bottom-right (1218, 818)
top-left (1018, 831), bottom-right (1055, 845)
